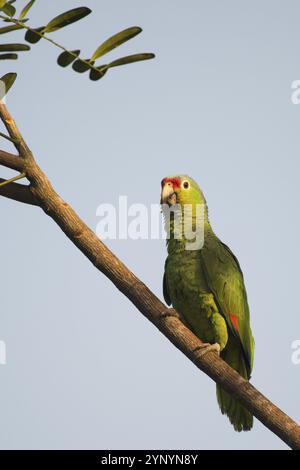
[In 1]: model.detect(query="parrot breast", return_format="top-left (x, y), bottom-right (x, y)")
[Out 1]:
top-left (165, 251), bottom-right (216, 344)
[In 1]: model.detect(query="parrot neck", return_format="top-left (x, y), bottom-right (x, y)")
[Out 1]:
top-left (164, 205), bottom-right (213, 254)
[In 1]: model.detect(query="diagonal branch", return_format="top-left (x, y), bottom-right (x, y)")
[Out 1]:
top-left (0, 101), bottom-right (299, 450)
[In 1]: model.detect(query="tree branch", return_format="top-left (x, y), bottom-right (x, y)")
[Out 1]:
top-left (0, 101), bottom-right (299, 450)
top-left (0, 178), bottom-right (38, 205)
top-left (0, 103), bottom-right (32, 158)
top-left (0, 150), bottom-right (24, 171)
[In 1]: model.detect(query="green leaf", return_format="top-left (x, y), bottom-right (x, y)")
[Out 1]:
top-left (44, 7), bottom-right (91, 33)
top-left (72, 58), bottom-right (93, 73)
top-left (0, 23), bottom-right (26, 35)
top-left (0, 72), bottom-right (17, 99)
top-left (107, 53), bottom-right (155, 69)
top-left (24, 26), bottom-right (45, 44)
top-left (0, 43), bottom-right (30, 51)
top-left (89, 66), bottom-right (107, 81)
top-left (1, 3), bottom-right (15, 16)
top-left (88, 53), bottom-right (155, 81)
top-left (57, 49), bottom-right (80, 67)
top-left (0, 1), bottom-right (7, 8)
top-left (91, 27), bottom-right (142, 61)
top-left (19, 0), bottom-right (36, 20)
top-left (0, 52), bottom-right (18, 59)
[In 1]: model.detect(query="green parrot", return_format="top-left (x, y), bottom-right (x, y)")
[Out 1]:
top-left (161, 175), bottom-right (254, 432)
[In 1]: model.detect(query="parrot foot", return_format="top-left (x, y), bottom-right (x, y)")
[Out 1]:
top-left (160, 308), bottom-right (180, 320)
top-left (193, 342), bottom-right (221, 358)
top-left (160, 308), bottom-right (193, 330)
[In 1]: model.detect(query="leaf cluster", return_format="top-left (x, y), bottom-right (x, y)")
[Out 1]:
top-left (0, 1), bottom-right (155, 97)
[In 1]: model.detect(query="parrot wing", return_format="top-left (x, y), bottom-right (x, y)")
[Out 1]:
top-left (200, 236), bottom-right (254, 375)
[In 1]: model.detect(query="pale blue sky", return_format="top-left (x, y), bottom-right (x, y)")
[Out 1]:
top-left (0, 0), bottom-right (299, 450)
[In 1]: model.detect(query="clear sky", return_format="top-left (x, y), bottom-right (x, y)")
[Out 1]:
top-left (0, 0), bottom-right (299, 450)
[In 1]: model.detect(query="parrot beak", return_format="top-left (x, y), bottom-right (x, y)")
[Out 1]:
top-left (160, 181), bottom-right (177, 206)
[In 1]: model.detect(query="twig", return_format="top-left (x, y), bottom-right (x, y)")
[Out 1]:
top-left (0, 172), bottom-right (26, 188)
top-left (0, 101), bottom-right (299, 449)
top-left (0, 131), bottom-right (18, 144)
top-left (0, 15), bottom-right (102, 74)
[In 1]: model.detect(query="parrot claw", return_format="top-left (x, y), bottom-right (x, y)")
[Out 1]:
top-left (160, 308), bottom-right (180, 320)
top-left (193, 342), bottom-right (221, 358)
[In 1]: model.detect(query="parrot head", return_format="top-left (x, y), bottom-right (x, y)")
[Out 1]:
top-left (160, 175), bottom-right (206, 207)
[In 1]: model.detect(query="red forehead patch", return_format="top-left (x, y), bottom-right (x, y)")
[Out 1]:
top-left (161, 177), bottom-right (181, 189)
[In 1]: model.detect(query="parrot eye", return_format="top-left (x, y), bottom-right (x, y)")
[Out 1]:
top-left (182, 180), bottom-right (190, 189)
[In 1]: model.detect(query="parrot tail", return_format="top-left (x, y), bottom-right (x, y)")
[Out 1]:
top-left (216, 341), bottom-right (253, 432)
